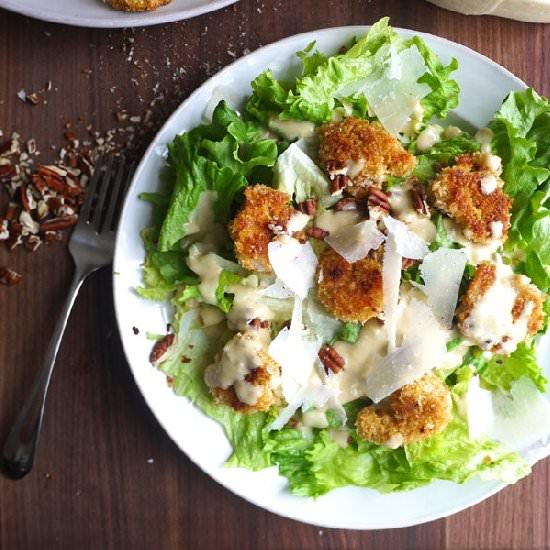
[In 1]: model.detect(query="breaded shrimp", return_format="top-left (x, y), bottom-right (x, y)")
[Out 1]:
top-left (205, 331), bottom-right (281, 413)
top-left (318, 118), bottom-right (416, 184)
top-left (104, 0), bottom-right (171, 11)
top-left (457, 262), bottom-right (545, 353)
top-left (229, 185), bottom-right (294, 273)
top-left (431, 153), bottom-right (512, 244)
top-left (356, 372), bottom-right (452, 448)
top-left (316, 247), bottom-right (383, 322)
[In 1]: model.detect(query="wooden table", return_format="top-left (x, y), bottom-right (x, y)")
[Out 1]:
top-left (0, 1), bottom-right (549, 548)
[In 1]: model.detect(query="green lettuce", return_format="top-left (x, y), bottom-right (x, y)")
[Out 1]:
top-left (157, 310), bottom-right (528, 498)
top-left (490, 88), bottom-right (550, 290)
top-left (246, 18), bottom-right (458, 127)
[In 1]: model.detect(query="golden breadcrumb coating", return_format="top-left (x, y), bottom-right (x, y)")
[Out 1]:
top-left (318, 118), bottom-right (416, 183)
top-left (356, 372), bottom-right (452, 447)
top-left (431, 153), bottom-right (512, 243)
top-left (316, 247), bottom-right (383, 322)
top-left (104, 0), bottom-right (171, 11)
top-left (457, 263), bottom-right (545, 350)
top-left (210, 332), bottom-right (281, 413)
top-left (229, 185), bottom-right (294, 273)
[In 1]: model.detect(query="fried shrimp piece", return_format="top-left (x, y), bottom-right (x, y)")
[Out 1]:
top-left (104, 0), bottom-right (171, 11)
top-left (457, 262), bottom-right (545, 353)
top-left (229, 185), bottom-right (294, 273)
top-left (318, 118), bottom-right (417, 183)
top-left (205, 331), bottom-right (281, 413)
top-left (431, 153), bottom-right (512, 243)
top-left (356, 372), bottom-right (452, 448)
top-left (316, 247), bottom-right (383, 322)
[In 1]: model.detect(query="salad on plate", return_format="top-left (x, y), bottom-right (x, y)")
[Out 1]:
top-left (138, 18), bottom-right (550, 497)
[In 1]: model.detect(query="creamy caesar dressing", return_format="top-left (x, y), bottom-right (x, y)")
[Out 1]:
top-left (199, 304), bottom-right (225, 327)
top-left (415, 124), bottom-right (442, 152)
top-left (480, 174), bottom-right (498, 195)
top-left (480, 152), bottom-right (503, 175)
top-left (475, 127), bottom-right (493, 154)
top-left (188, 248), bottom-right (224, 305)
top-left (444, 219), bottom-right (501, 264)
top-left (183, 191), bottom-right (226, 249)
top-left (389, 186), bottom-right (437, 242)
top-left (226, 281), bottom-right (275, 331)
top-left (314, 209), bottom-right (360, 233)
top-left (204, 331), bottom-right (270, 405)
top-left (331, 320), bottom-right (388, 403)
top-left (328, 428), bottom-right (350, 448)
top-left (302, 409), bottom-right (329, 429)
top-left (463, 260), bottom-right (532, 353)
top-left (269, 118), bottom-right (316, 140)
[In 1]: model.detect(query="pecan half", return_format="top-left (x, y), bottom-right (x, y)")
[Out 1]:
top-left (410, 184), bottom-right (430, 217)
top-left (298, 198), bottom-right (317, 216)
top-left (334, 197), bottom-right (366, 212)
top-left (39, 215), bottom-right (78, 232)
top-left (402, 258), bottom-right (417, 270)
top-left (366, 186), bottom-right (391, 214)
top-left (0, 266), bottom-right (23, 286)
top-left (248, 318), bottom-right (270, 330)
top-left (149, 333), bottom-right (175, 365)
top-left (0, 164), bottom-right (16, 179)
top-left (306, 226), bottom-right (330, 240)
top-left (330, 174), bottom-right (350, 194)
top-left (318, 345), bottom-right (346, 374)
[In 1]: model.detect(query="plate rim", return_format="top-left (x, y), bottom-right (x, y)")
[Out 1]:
top-left (0, 0), bottom-right (238, 28)
top-left (112, 24), bottom-right (538, 530)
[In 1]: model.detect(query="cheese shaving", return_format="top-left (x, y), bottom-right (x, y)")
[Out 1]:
top-left (420, 248), bottom-right (467, 328)
top-left (267, 236), bottom-right (318, 299)
top-left (384, 215), bottom-right (429, 259)
top-left (325, 220), bottom-right (385, 263)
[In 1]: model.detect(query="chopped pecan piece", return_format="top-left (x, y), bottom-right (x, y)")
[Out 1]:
top-left (318, 345), bottom-right (346, 374)
top-left (298, 198), bottom-right (317, 216)
top-left (0, 266), bottom-right (23, 286)
top-left (410, 183), bottom-right (430, 217)
top-left (306, 226), bottom-right (330, 240)
top-left (367, 186), bottom-right (391, 214)
top-left (149, 333), bottom-right (175, 365)
top-left (334, 197), bottom-right (365, 212)
top-left (330, 174), bottom-right (350, 194)
top-left (39, 215), bottom-right (78, 232)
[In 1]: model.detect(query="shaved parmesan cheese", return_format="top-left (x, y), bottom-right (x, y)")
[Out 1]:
top-left (269, 390), bottom-right (305, 431)
top-left (274, 142), bottom-right (330, 203)
top-left (384, 216), bottom-right (429, 259)
top-left (420, 248), bottom-right (467, 328)
top-left (268, 297), bottom-right (320, 402)
top-left (326, 220), bottom-right (385, 263)
top-left (365, 299), bottom-right (448, 402)
top-left (268, 236), bottom-right (318, 299)
top-left (363, 44), bottom-right (431, 136)
top-left (383, 236), bottom-right (402, 351)
top-left (466, 375), bottom-right (494, 440)
top-left (287, 212), bottom-right (310, 233)
top-left (466, 376), bottom-right (550, 452)
top-left (261, 278), bottom-right (295, 299)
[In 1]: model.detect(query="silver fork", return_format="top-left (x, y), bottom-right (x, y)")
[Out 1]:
top-left (2, 155), bottom-right (134, 480)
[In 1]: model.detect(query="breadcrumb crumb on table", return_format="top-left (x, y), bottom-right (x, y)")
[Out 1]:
top-left (316, 247), bottom-right (384, 322)
top-left (431, 153), bottom-right (512, 243)
top-left (356, 372), bottom-right (452, 448)
top-left (229, 185), bottom-right (294, 273)
top-left (318, 118), bottom-right (417, 184)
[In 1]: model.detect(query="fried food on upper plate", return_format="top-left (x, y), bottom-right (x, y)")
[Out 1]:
top-left (356, 372), bottom-right (452, 448)
top-left (316, 246), bottom-right (384, 322)
top-left (431, 153), bottom-right (512, 243)
top-left (456, 262), bottom-right (545, 353)
top-left (229, 185), bottom-right (294, 273)
top-left (205, 331), bottom-right (281, 413)
top-left (318, 118), bottom-right (417, 185)
top-left (104, 0), bottom-right (171, 11)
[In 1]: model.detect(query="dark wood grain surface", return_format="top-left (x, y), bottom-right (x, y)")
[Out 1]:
top-left (1, 1), bottom-right (549, 548)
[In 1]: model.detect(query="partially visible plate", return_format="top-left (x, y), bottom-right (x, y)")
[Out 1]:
top-left (0, 0), bottom-right (237, 28)
top-left (112, 26), bottom-right (550, 529)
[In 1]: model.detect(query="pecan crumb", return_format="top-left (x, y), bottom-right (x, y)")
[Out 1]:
top-left (298, 198), bottom-right (317, 216)
top-left (0, 266), bottom-right (22, 286)
top-left (330, 174), bottom-right (350, 195)
top-left (149, 333), bottom-right (175, 365)
top-left (318, 345), bottom-right (346, 374)
top-left (306, 226), bottom-right (330, 240)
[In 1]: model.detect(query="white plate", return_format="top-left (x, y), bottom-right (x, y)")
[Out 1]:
top-left (0, 0), bottom-right (237, 28)
top-left (112, 26), bottom-right (550, 529)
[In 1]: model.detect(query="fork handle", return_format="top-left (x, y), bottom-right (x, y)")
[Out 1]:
top-left (2, 266), bottom-right (88, 479)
